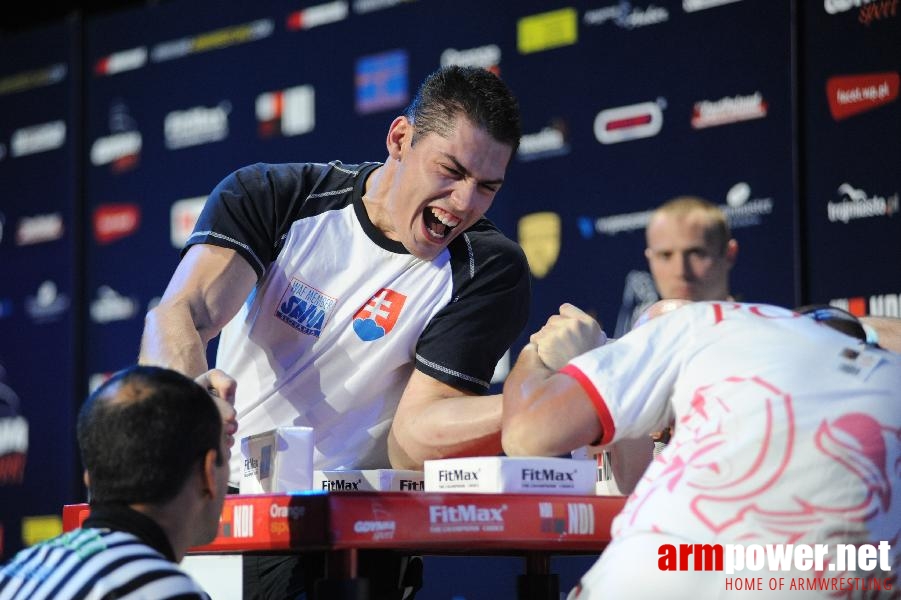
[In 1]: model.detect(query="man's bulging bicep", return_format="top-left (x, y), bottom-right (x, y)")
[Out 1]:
top-left (139, 244), bottom-right (257, 376)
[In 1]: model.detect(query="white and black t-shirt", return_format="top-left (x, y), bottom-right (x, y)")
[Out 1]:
top-left (187, 161), bottom-right (530, 482)
top-left (564, 302), bottom-right (901, 551)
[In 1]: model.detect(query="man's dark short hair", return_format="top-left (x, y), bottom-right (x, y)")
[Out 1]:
top-left (77, 365), bottom-right (222, 505)
top-left (405, 65), bottom-right (522, 153)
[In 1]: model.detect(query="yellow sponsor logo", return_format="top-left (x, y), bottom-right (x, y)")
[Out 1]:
top-left (22, 515), bottom-right (62, 547)
top-left (193, 24), bottom-right (259, 52)
top-left (517, 8), bottom-right (578, 55)
top-left (518, 212), bottom-right (561, 278)
top-left (0, 64), bottom-right (66, 97)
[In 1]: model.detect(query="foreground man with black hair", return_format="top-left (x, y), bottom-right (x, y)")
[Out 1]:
top-left (0, 365), bottom-right (231, 600)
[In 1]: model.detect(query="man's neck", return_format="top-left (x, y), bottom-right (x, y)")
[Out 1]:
top-left (130, 501), bottom-right (191, 562)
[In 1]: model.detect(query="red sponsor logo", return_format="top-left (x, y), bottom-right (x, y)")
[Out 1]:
top-left (826, 72), bottom-right (898, 120)
top-left (286, 1), bottom-right (348, 30)
top-left (93, 47), bottom-right (147, 76)
top-left (859, 0), bottom-right (899, 25)
top-left (594, 101), bottom-right (664, 144)
top-left (0, 453), bottom-right (26, 485)
top-left (848, 297), bottom-right (867, 316)
top-left (93, 204), bottom-right (140, 244)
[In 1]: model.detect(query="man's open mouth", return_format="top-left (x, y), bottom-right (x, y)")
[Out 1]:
top-left (423, 207), bottom-right (461, 240)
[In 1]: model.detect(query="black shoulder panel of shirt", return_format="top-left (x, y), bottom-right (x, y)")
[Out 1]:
top-left (415, 217), bottom-right (532, 394)
top-left (187, 161), bottom-right (380, 280)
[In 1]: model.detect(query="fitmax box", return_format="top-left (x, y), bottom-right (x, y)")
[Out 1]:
top-left (424, 456), bottom-right (596, 495)
top-left (239, 427), bottom-right (314, 494)
top-left (313, 469), bottom-right (424, 492)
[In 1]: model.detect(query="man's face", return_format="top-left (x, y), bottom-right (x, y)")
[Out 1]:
top-left (378, 115), bottom-right (513, 260)
top-left (197, 431), bottom-right (231, 546)
top-left (645, 212), bottom-right (735, 301)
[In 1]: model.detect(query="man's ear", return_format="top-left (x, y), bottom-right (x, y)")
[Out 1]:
top-left (386, 116), bottom-right (411, 161)
top-left (201, 450), bottom-right (218, 499)
top-left (725, 239), bottom-right (739, 266)
top-left (83, 470), bottom-right (91, 488)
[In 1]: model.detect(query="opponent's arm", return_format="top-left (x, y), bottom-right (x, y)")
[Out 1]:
top-left (501, 343), bottom-right (603, 457)
top-left (502, 303), bottom-right (607, 457)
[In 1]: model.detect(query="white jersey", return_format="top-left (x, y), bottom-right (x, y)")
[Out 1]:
top-left (564, 302), bottom-right (901, 567)
top-left (187, 162), bottom-right (530, 484)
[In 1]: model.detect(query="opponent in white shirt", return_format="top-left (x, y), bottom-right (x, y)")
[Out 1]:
top-left (503, 300), bottom-right (901, 599)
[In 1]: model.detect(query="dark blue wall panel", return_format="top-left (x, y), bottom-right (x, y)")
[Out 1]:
top-left (0, 18), bottom-right (80, 559)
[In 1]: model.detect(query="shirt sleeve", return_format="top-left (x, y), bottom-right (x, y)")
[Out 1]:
top-left (563, 306), bottom-right (696, 442)
top-left (184, 162), bottom-right (325, 280)
top-left (414, 221), bottom-right (531, 394)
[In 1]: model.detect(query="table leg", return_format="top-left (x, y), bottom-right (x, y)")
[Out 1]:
top-left (517, 552), bottom-right (560, 600)
top-left (314, 549), bottom-right (370, 600)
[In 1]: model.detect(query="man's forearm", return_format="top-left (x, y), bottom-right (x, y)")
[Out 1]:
top-left (502, 344), bottom-right (556, 455)
top-left (504, 344), bottom-right (555, 405)
top-left (388, 387), bottom-right (503, 470)
top-left (502, 344), bottom-right (602, 457)
top-left (139, 303), bottom-right (210, 377)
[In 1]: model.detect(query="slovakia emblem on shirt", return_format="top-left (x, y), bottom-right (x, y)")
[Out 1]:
top-left (353, 288), bottom-right (407, 341)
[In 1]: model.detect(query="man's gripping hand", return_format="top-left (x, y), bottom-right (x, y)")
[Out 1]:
top-left (195, 369), bottom-right (238, 450)
top-left (530, 303), bottom-right (607, 371)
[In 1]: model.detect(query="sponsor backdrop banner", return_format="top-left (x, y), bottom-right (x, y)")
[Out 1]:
top-left (83, 0), bottom-right (797, 384)
top-left (0, 20), bottom-right (80, 559)
top-left (802, 1), bottom-right (901, 318)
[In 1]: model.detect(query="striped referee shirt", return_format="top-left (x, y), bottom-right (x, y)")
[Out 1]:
top-left (0, 504), bottom-right (210, 600)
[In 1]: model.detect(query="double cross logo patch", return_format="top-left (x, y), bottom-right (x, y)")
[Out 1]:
top-left (353, 288), bottom-right (407, 341)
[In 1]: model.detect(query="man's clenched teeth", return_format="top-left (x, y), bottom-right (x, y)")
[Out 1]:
top-left (424, 207), bottom-right (461, 239)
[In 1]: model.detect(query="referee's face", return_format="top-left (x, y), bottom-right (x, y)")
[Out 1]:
top-left (383, 115), bottom-right (512, 260)
top-left (197, 429), bottom-right (231, 546)
top-left (645, 211), bottom-right (734, 302)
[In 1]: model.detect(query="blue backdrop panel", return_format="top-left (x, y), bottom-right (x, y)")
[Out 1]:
top-left (0, 19), bottom-right (80, 559)
top-left (801, 1), bottom-right (901, 317)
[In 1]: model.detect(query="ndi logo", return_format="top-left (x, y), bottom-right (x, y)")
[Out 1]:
top-left (277, 278), bottom-right (337, 337)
